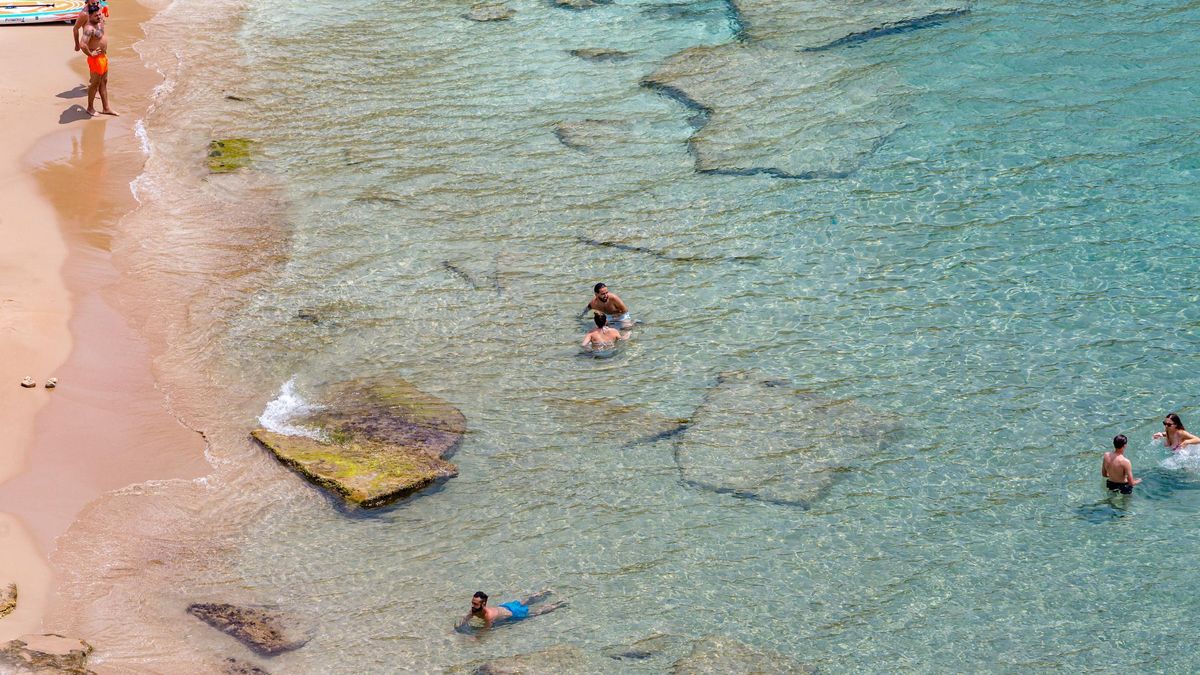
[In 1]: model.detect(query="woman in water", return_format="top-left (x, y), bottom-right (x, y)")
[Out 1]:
top-left (1152, 413), bottom-right (1200, 451)
top-left (581, 313), bottom-right (628, 351)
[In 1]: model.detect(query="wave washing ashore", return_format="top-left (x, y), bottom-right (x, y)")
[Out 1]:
top-left (3, 0), bottom-right (1200, 671)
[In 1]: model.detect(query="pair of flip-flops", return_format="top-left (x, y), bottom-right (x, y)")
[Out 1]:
top-left (19, 377), bottom-right (56, 389)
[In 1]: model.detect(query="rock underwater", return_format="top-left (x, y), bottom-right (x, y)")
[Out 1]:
top-left (207, 139), bottom-right (255, 173)
top-left (187, 603), bottom-right (308, 657)
top-left (673, 372), bottom-right (898, 507)
top-left (643, 0), bottom-right (971, 178)
top-left (0, 634), bottom-right (95, 675)
top-left (465, 2), bottom-right (515, 22)
top-left (0, 583), bottom-right (15, 619)
top-left (643, 44), bottom-right (904, 179)
top-left (251, 378), bottom-right (465, 509)
top-left (672, 635), bottom-right (816, 674)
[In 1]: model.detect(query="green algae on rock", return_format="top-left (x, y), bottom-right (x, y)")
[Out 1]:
top-left (0, 583), bottom-right (15, 619)
top-left (207, 139), bottom-right (255, 173)
top-left (251, 379), bottom-right (465, 508)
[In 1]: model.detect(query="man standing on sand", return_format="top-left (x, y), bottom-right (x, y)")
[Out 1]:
top-left (583, 282), bottom-right (630, 330)
top-left (457, 591), bottom-right (564, 630)
top-left (78, 4), bottom-right (117, 117)
top-left (72, 0), bottom-right (109, 52)
top-left (1102, 434), bottom-right (1141, 495)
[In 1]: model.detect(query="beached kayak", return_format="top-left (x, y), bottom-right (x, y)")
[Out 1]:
top-left (0, 0), bottom-right (86, 24)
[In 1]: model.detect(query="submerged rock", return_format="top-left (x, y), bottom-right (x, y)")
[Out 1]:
top-left (0, 583), bottom-right (15, 619)
top-left (0, 634), bottom-right (95, 674)
top-left (466, 2), bottom-right (515, 22)
top-left (643, 45), bottom-right (902, 178)
top-left (454, 645), bottom-right (595, 674)
top-left (673, 372), bottom-right (897, 507)
top-left (730, 0), bottom-right (969, 50)
top-left (673, 635), bottom-right (815, 674)
top-left (187, 603), bottom-right (307, 657)
top-left (223, 656), bottom-right (271, 674)
top-left (251, 378), bottom-right (465, 508)
top-left (553, 119), bottom-right (632, 152)
top-left (554, 0), bottom-right (610, 9)
top-left (207, 139), bottom-right (255, 173)
top-left (603, 633), bottom-right (686, 662)
top-left (568, 48), bottom-right (634, 61)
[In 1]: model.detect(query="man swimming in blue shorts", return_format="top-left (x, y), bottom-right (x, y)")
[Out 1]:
top-left (457, 590), bottom-right (564, 630)
top-left (583, 282), bottom-right (631, 330)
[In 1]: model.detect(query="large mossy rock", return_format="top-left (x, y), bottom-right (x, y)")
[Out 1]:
top-left (208, 139), bottom-right (255, 173)
top-left (251, 379), bottom-right (465, 508)
top-left (187, 603), bottom-right (307, 657)
top-left (0, 634), bottom-right (95, 674)
top-left (673, 636), bottom-right (815, 674)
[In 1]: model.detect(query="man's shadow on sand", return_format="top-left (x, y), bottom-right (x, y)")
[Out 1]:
top-left (59, 105), bottom-right (94, 124)
top-left (57, 84), bottom-right (87, 99)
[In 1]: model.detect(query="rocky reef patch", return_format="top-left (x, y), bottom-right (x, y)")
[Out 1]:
top-left (251, 378), bottom-right (465, 509)
top-left (673, 371), bottom-right (897, 507)
top-left (673, 635), bottom-right (816, 674)
top-left (187, 603), bottom-right (308, 657)
top-left (0, 634), bottom-right (95, 674)
top-left (207, 139), bottom-right (255, 173)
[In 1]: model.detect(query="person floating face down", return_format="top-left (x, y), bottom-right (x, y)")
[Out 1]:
top-left (457, 591), bottom-right (564, 630)
top-left (1153, 413), bottom-right (1200, 451)
top-left (584, 283), bottom-right (630, 330)
top-left (581, 312), bottom-right (630, 350)
top-left (1102, 434), bottom-right (1141, 495)
top-left (78, 3), bottom-right (117, 117)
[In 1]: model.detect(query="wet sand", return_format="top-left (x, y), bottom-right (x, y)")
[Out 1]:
top-left (0, 3), bottom-right (208, 642)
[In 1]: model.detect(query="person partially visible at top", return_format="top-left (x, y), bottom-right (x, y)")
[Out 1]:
top-left (73, 1), bottom-right (108, 52)
top-left (456, 590), bottom-right (564, 631)
top-left (79, 4), bottom-right (117, 117)
top-left (583, 282), bottom-right (630, 330)
top-left (581, 312), bottom-right (629, 350)
top-left (1102, 434), bottom-right (1141, 495)
top-left (1152, 413), bottom-right (1200, 451)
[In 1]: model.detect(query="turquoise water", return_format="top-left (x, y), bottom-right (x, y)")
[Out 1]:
top-left (58, 0), bottom-right (1200, 671)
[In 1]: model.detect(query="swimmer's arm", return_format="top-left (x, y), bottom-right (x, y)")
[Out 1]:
top-left (1100, 455), bottom-right (1107, 478)
top-left (581, 334), bottom-right (592, 347)
top-left (609, 294), bottom-right (628, 314)
top-left (1179, 432), bottom-right (1200, 446)
top-left (618, 329), bottom-right (631, 340)
top-left (1127, 463), bottom-right (1141, 486)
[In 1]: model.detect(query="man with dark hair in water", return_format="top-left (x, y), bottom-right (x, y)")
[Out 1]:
top-left (581, 312), bottom-right (629, 350)
top-left (1102, 434), bottom-right (1141, 494)
top-left (457, 590), bottom-right (564, 630)
top-left (583, 282), bottom-right (630, 330)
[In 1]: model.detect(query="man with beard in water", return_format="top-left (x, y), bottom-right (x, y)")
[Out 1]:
top-left (583, 282), bottom-right (631, 330)
top-left (457, 590), bottom-right (564, 630)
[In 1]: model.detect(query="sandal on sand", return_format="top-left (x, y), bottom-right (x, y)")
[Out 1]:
top-left (45, 377), bottom-right (58, 389)
top-left (20, 376), bottom-right (35, 388)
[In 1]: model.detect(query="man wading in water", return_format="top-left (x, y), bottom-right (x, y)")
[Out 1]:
top-left (583, 282), bottom-right (630, 330)
top-left (1102, 434), bottom-right (1141, 494)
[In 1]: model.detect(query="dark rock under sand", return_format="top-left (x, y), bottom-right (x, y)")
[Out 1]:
top-left (251, 378), bottom-right (465, 508)
top-left (465, 3), bottom-right (515, 22)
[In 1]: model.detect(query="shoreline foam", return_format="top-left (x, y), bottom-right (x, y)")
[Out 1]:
top-left (0, 0), bottom-right (209, 643)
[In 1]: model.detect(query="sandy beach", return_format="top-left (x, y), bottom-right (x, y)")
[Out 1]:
top-left (0, 1), bottom-right (207, 644)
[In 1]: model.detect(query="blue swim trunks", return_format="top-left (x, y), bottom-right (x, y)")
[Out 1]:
top-left (498, 601), bottom-right (530, 620)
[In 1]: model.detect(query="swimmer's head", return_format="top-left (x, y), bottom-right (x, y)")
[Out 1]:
top-left (594, 313), bottom-right (607, 328)
top-left (1165, 413), bottom-right (1185, 431)
top-left (594, 282), bottom-right (608, 300)
top-left (471, 591), bottom-right (488, 614)
top-left (1113, 434), bottom-right (1128, 450)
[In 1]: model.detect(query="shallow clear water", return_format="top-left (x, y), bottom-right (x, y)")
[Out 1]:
top-left (58, 0), bottom-right (1200, 671)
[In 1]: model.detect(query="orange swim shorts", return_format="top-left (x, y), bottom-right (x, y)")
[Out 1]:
top-left (86, 53), bottom-right (108, 76)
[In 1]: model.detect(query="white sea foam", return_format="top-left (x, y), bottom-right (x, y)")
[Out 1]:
top-left (258, 378), bottom-right (325, 439)
top-left (134, 119), bottom-right (150, 155)
top-left (1160, 445), bottom-right (1200, 471)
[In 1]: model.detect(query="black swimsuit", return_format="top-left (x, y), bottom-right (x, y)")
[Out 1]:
top-left (1106, 479), bottom-right (1133, 495)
